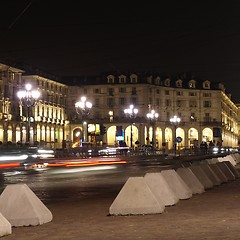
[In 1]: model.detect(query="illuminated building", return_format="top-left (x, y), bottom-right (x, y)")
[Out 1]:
top-left (0, 62), bottom-right (238, 150)
top-left (65, 73), bottom-right (239, 149)
top-left (0, 63), bottom-right (68, 148)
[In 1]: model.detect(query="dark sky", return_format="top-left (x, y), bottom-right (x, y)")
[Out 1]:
top-left (1, 1), bottom-right (240, 102)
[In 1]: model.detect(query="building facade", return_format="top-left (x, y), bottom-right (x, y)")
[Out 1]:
top-left (0, 63), bottom-right (68, 148)
top-left (65, 73), bottom-right (239, 150)
top-left (0, 63), bottom-right (238, 150)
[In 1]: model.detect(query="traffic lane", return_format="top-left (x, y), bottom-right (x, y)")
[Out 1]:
top-left (0, 156), bottom-right (172, 204)
top-left (0, 161), bottom-right (130, 203)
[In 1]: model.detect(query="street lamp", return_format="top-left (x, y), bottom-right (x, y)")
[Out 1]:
top-left (75, 96), bottom-right (92, 146)
top-left (146, 110), bottom-right (159, 148)
top-left (124, 104), bottom-right (138, 149)
top-left (17, 83), bottom-right (41, 144)
top-left (170, 115), bottom-right (181, 155)
top-left (109, 111), bottom-right (113, 122)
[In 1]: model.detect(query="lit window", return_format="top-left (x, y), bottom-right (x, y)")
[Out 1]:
top-left (189, 80), bottom-right (196, 88)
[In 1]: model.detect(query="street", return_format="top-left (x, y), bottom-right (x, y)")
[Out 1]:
top-left (0, 154), bottom-right (173, 203)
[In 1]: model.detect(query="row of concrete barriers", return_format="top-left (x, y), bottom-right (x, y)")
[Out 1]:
top-left (109, 153), bottom-right (240, 215)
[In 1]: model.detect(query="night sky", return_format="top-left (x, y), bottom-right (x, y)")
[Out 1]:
top-left (1, 1), bottom-right (240, 102)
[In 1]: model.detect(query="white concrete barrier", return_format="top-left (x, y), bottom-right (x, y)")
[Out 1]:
top-left (109, 177), bottom-right (165, 215)
top-left (231, 153), bottom-right (240, 164)
top-left (208, 163), bottom-right (228, 183)
top-left (181, 162), bottom-right (192, 167)
top-left (189, 165), bottom-right (214, 189)
top-left (227, 155), bottom-right (238, 166)
top-left (0, 184), bottom-right (53, 227)
top-left (161, 169), bottom-right (192, 199)
top-left (232, 153), bottom-right (240, 163)
top-left (218, 155), bottom-right (236, 166)
top-left (176, 167), bottom-right (205, 194)
top-left (0, 213), bottom-right (11, 237)
top-left (223, 161), bottom-right (240, 178)
top-left (144, 172), bottom-right (179, 206)
top-left (206, 158), bottom-right (218, 164)
top-left (216, 162), bottom-right (235, 181)
top-left (199, 163), bottom-right (221, 186)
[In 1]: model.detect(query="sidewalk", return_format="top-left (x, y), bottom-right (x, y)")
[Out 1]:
top-left (4, 164), bottom-right (240, 240)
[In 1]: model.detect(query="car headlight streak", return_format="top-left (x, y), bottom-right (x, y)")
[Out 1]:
top-left (0, 154), bottom-right (29, 161)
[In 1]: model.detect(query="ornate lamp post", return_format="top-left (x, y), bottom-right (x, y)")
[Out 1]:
top-left (75, 96), bottom-right (92, 146)
top-left (17, 83), bottom-right (40, 144)
top-left (146, 109), bottom-right (159, 148)
top-left (170, 115), bottom-right (181, 155)
top-left (124, 104), bottom-right (138, 149)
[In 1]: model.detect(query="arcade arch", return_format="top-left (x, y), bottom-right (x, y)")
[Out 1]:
top-left (188, 128), bottom-right (198, 147)
top-left (107, 126), bottom-right (117, 146)
top-left (155, 127), bottom-right (162, 149)
top-left (164, 127), bottom-right (172, 150)
top-left (125, 125), bottom-right (138, 148)
top-left (176, 127), bottom-right (185, 148)
top-left (202, 128), bottom-right (213, 142)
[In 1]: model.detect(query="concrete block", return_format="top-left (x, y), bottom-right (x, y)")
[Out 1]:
top-left (144, 172), bottom-right (179, 206)
top-left (161, 169), bottom-right (192, 199)
top-left (0, 212), bottom-right (11, 237)
top-left (189, 165), bottom-right (214, 189)
top-left (0, 184), bottom-right (53, 227)
top-left (109, 177), bottom-right (165, 215)
top-left (208, 163), bottom-right (228, 183)
top-left (199, 163), bottom-right (221, 186)
top-left (176, 167), bottom-right (205, 194)
top-left (216, 162), bottom-right (235, 181)
top-left (223, 161), bottom-right (240, 178)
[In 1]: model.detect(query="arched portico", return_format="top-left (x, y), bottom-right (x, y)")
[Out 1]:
top-left (124, 125), bottom-right (138, 148)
